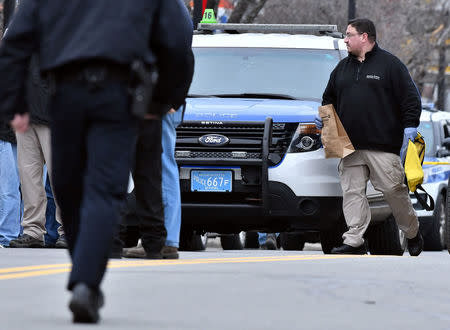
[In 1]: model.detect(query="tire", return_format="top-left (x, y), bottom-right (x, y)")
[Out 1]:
top-left (280, 232), bottom-right (305, 251)
top-left (423, 194), bottom-right (445, 251)
top-left (447, 185), bottom-right (450, 254)
top-left (367, 215), bottom-right (405, 256)
top-left (179, 229), bottom-right (206, 251)
top-left (220, 234), bottom-right (244, 250)
top-left (320, 216), bottom-right (347, 254)
top-left (244, 232), bottom-right (259, 248)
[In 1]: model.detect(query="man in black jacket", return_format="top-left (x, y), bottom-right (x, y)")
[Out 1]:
top-left (0, 0), bottom-right (194, 323)
top-left (317, 18), bottom-right (423, 256)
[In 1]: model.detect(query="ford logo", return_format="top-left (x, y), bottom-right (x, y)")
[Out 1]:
top-left (198, 134), bottom-right (230, 146)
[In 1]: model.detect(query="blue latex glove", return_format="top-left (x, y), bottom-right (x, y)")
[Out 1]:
top-left (400, 127), bottom-right (417, 163)
top-left (314, 114), bottom-right (323, 129)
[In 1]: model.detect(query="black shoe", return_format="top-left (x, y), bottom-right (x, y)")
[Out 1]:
top-left (261, 234), bottom-right (277, 250)
top-left (330, 244), bottom-right (367, 255)
top-left (9, 234), bottom-right (45, 248)
top-left (55, 235), bottom-right (68, 249)
top-left (161, 246), bottom-right (179, 259)
top-left (145, 251), bottom-right (163, 259)
top-left (408, 232), bottom-right (424, 256)
top-left (69, 283), bottom-right (103, 323)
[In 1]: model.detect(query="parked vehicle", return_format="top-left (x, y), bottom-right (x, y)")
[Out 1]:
top-left (413, 109), bottom-right (450, 250)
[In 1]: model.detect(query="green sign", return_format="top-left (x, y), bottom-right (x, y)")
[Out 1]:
top-left (201, 9), bottom-right (217, 24)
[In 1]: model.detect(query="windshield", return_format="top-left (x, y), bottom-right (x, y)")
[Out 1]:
top-left (189, 47), bottom-right (341, 100)
top-left (418, 121), bottom-right (435, 157)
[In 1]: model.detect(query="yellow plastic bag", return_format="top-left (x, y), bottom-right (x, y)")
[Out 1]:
top-left (404, 133), bottom-right (434, 211)
top-left (404, 139), bottom-right (423, 192)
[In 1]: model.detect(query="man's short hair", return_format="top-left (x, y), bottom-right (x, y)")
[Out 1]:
top-left (348, 18), bottom-right (376, 43)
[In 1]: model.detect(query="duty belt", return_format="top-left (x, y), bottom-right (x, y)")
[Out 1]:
top-left (52, 62), bottom-right (130, 85)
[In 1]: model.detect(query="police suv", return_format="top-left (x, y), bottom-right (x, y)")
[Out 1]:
top-left (176, 24), bottom-right (398, 253)
top-left (414, 109), bottom-right (450, 251)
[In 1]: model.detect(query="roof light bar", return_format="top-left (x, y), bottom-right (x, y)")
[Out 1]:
top-left (197, 23), bottom-right (338, 34)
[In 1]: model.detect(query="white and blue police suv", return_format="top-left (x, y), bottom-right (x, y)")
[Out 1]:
top-left (413, 109), bottom-right (450, 251)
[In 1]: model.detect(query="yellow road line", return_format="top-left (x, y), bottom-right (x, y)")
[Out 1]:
top-left (0, 268), bottom-right (70, 280)
top-left (423, 161), bottom-right (450, 165)
top-left (0, 254), bottom-right (392, 281)
top-left (0, 263), bottom-right (72, 274)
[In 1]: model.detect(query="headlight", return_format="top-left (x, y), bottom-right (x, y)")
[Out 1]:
top-left (287, 123), bottom-right (321, 153)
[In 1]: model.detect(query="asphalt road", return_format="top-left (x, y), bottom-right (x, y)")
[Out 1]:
top-left (1, 244), bottom-right (449, 330)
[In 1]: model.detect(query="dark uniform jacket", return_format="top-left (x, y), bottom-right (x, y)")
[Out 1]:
top-left (0, 122), bottom-right (16, 144)
top-left (322, 43), bottom-right (421, 155)
top-left (0, 0), bottom-right (194, 122)
top-left (27, 54), bottom-right (50, 125)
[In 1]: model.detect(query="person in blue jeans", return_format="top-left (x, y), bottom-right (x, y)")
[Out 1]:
top-left (258, 232), bottom-right (279, 250)
top-left (161, 108), bottom-right (183, 252)
top-left (123, 107), bottom-right (184, 259)
top-left (0, 130), bottom-right (21, 247)
top-left (44, 172), bottom-right (60, 247)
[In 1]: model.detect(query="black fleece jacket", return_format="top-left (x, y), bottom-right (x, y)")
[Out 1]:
top-left (322, 43), bottom-right (421, 155)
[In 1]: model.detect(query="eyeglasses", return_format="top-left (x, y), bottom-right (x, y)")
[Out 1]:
top-left (345, 32), bottom-right (362, 38)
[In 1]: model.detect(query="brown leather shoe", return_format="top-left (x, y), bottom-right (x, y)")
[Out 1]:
top-left (122, 245), bottom-right (145, 258)
top-left (161, 246), bottom-right (179, 259)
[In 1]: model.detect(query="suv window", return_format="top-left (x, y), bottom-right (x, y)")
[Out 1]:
top-left (418, 121), bottom-right (435, 157)
top-left (189, 47), bottom-right (341, 101)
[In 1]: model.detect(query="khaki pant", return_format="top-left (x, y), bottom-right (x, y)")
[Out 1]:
top-left (338, 150), bottom-right (419, 247)
top-left (16, 124), bottom-right (63, 240)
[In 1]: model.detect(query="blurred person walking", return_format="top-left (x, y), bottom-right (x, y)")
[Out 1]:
top-left (316, 18), bottom-right (423, 256)
top-left (0, 0), bottom-right (194, 323)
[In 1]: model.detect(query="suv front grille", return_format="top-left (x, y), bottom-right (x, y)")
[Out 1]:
top-left (175, 121), bottom-right (296, 165)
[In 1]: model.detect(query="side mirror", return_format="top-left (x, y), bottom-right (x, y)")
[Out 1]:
top-left (442, 137), bottom-right (450, 149)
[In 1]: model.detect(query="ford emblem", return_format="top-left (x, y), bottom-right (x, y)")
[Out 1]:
top-left (198, 134), bottom-right (230, 146)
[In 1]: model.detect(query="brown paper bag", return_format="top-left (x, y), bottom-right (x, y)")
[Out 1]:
top-left (318, 104), bottom-right (355, 158)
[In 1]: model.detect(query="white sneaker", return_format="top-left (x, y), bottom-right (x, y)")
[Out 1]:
top-left (0, 244), bottom-right (4, 248)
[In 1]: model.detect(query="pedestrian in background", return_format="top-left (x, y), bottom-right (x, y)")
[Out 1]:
top-left (123, 106), bottom-right (191, 259)
top-left (0, 122), bottom-right (21, 247)
top-left (0, 0), bottom-right (21, 248)
top-left (316, 18), bottom-right (423, 256)
top-left (0, 0), bottom-right (194, 323)
top-left (9, 54), bottom-right (66, 249)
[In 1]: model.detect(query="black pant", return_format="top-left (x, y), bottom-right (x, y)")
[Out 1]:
top-left (50, 79), bottom-right (136, 290)
top-left (117, 120), bottom-right (166, 253)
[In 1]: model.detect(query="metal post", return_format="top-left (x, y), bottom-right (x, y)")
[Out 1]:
top-left (193, 0), bottom-right (205, 30)
top-left (348, 0), bottom-right (356, 21)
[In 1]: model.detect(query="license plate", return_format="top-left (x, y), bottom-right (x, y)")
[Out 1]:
top-left (191, 170), bottom-right (232, 192)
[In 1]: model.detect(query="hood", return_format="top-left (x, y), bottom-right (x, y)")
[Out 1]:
top-left (184, 98), bottom-right (320, 123)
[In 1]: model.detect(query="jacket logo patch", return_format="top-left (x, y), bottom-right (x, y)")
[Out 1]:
top-left (366, 74), bottom-right (381, 80)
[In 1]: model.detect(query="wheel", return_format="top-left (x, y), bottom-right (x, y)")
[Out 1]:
top-left (447, 185), bottom-right (450, 254)
top-left (320, 216), bottom-right (347, 254)
top-left (238, 231), bottom-right (246, 247)
top-left (280, 232), bottom-right (305, 250)
top-left (200, 233), bottom-right (208, 249)
top-left (220, 234), bottom-right (244, 250)
top-left (423, 194), bottom-right (445, 251)
top-left (179, 229), bottom-right (206, 251)
top-left (244, 231), bottom-right (259, 248)
top-left (367, 215), bottom-right (405, 256)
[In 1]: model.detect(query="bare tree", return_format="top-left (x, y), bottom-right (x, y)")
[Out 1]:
top-left (224, 0), bottom-right (269, 24)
